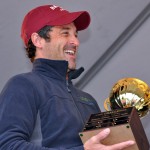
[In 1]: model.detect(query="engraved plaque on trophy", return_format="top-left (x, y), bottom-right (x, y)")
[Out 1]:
top-left (79, 78), bottom-right (150, 150)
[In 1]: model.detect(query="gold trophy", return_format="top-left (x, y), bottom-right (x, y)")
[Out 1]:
top-left (79, 78), bottom-right (150, 150)
top-left (104, 78), bottom-right (150, 117)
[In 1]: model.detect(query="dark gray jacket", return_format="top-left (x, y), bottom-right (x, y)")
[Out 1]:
top-left (0, 58), bottom-right (100, 150)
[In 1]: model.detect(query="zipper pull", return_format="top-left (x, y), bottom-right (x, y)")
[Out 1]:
top-left (66, 80), bottom-right (71, 92)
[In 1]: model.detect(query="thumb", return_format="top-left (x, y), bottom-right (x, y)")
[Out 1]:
top-left (96, 128), bottom-right (110, 141)
top-left (89, 128), bottom-right (110, 144)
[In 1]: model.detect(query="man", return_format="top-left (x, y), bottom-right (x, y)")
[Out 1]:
top-left (0, 4), bottom-right (134, 149)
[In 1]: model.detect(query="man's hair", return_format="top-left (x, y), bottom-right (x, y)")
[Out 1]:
top-left (25, 25), bottom-right (53, 62)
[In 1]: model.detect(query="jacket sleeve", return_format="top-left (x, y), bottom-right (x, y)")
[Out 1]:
top-left (0, 76), bottom-right (84, 150)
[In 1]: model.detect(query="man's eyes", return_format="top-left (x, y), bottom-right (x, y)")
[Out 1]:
top-left (61, 31), bottom-right (78, 37)
top-left (62, 32), bottom-right (69, 35)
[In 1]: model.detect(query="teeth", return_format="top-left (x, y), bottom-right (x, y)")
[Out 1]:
top-left (64, 50), bottom-right (75, 55)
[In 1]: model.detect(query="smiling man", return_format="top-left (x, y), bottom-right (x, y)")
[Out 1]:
top-left (32, 23), bottom-right (79, 71)
top-left (0, 4), bottom-right (135, 150)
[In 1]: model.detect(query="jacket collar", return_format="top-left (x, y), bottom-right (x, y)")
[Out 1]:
top-left (32, 58), bottom-right (84, 81)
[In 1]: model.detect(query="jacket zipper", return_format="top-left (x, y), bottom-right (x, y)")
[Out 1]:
top-left (66, 80), bottom-right (71, 92)
top-left (66, 80), bottom-right (85, 125)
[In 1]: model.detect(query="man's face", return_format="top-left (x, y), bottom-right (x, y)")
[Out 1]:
top-left (40, 23), bottom-right (79, 70)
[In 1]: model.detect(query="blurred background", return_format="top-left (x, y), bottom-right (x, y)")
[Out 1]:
top-left (0, 0), bottom-right (150, 143)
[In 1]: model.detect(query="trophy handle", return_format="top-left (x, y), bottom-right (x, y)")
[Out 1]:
top-left (104, 98), bottom-right (110, 111)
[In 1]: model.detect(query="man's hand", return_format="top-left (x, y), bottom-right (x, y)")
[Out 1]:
top-left (84, 128), bottom-right (135, 150)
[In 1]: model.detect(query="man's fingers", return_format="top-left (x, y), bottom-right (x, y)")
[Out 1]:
top-left (85, 128), bottom-right (135, 150)
top-left (110, 140), bottom-right (135, 150)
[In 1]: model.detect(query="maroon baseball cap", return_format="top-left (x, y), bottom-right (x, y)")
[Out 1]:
top-left (21, 5), bottom-right (90, 46)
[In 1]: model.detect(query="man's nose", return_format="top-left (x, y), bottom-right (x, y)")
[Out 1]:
top-left (70, 36), bottom-right (80, 47)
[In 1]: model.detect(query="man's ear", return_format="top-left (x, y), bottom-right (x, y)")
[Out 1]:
top-left (31, 33), bottom-right (43, 48)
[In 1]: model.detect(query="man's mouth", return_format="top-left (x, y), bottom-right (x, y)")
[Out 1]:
top-left (64, 50), bottom-right (75, 56)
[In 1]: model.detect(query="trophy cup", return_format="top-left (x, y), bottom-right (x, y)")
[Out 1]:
top-left (79, 78), bottom-right (150, 150)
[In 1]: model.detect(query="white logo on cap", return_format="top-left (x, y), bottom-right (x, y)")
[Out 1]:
top-left (50, 5), bottom-right (65, 11)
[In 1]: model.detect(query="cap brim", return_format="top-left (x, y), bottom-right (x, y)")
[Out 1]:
top-left (47, 11), bottom-right (90, 31)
